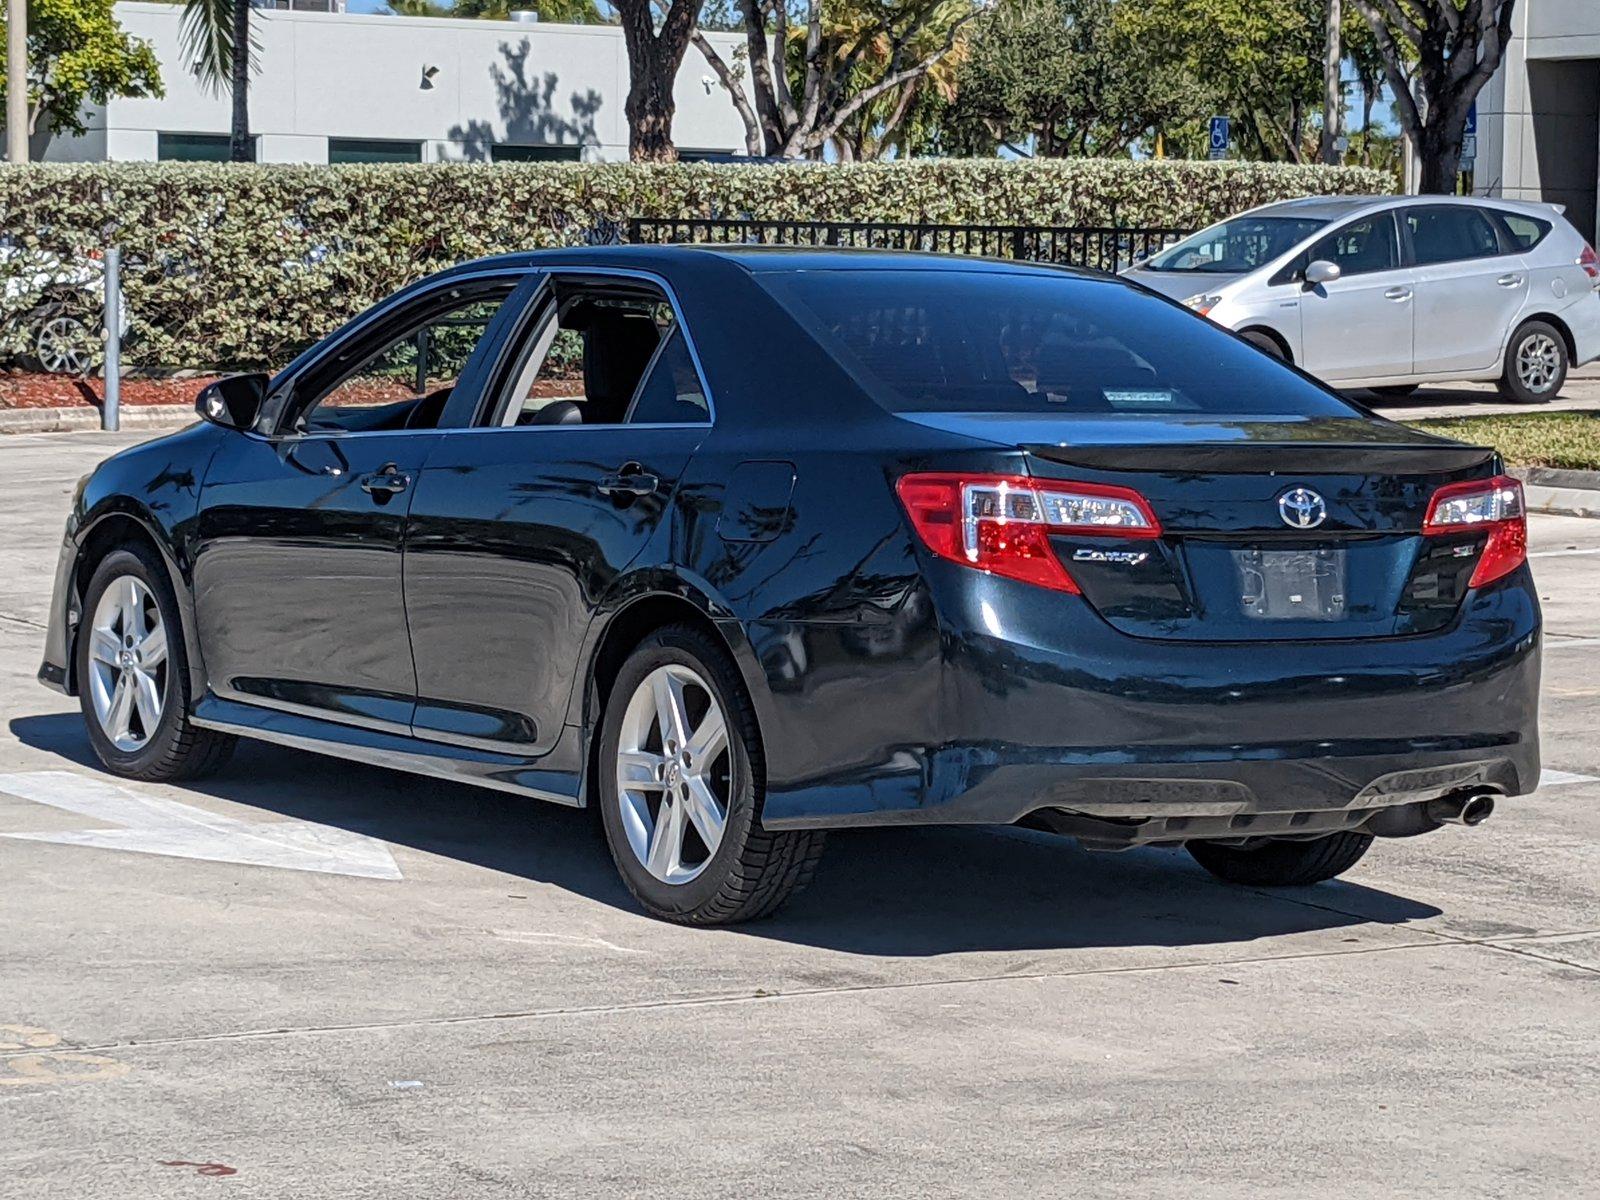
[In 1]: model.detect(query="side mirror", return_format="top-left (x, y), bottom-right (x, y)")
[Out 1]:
top-left (1303, 259), bottom-right (1342, 287)
top-left (195, 373), bottom-right (268, 431)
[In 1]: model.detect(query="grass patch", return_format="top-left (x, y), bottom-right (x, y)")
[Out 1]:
top-left (1404, 411), bottom-right (1600, 472)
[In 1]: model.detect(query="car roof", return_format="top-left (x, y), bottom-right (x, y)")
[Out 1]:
top-left (434, 243), bottom-right (1106, 281)
top-left (1249, 193), bottom-right (1567, 222)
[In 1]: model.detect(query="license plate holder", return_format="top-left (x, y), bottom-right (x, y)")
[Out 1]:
top-left (1235, 547), bottom-right (1347, 621)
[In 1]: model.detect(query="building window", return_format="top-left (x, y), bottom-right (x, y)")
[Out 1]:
top-left (329, 138), bottom-right (424, 164)
top-left (158, 133), bottom-right (250, 162)
top-left (491, 143), bottom-right (582, 163)
top-left (677, 150), bottom-right (747, 164)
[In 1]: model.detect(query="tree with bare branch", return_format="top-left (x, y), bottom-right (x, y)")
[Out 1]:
top-left (694, 0), bottom-right (985, 160)
top-left (1352, 0), bottom-right (1514, 192)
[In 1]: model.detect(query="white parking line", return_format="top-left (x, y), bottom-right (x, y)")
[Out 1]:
top-left (0, 770), bottom-right (402, 880)
top-left (1540, 768), bottom-right (1600, 788)
top-left (1529, 547), bottom-right (1600, 558)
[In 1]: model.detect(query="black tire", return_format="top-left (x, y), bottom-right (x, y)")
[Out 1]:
top-left (1240, 330), bottom-right (1287, 360)
top-left (1370, 383), bottom-right (1419, 398)
top-left (1496, 319), bottom-right (1568, 403)
top-left (75, 545), bottom-right (235, 782)
top-left (597, 624), bottom-right (825, 925)
top-left (1186, 832), bottom-right (1373, 887)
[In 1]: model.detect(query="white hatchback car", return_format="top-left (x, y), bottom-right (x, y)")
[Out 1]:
top-left (1122, 195), bottom-right (1600, 402)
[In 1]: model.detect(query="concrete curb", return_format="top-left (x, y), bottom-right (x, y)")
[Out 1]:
top-left (0, 405), bottom-right (194, 435)
top-left (1515, 467), bottom-right (1600, 520)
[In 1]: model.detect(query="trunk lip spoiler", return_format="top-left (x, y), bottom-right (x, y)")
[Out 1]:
top-left (1024, 441), bottom-right (1496, 476)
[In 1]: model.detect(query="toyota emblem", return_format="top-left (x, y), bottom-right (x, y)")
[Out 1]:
top-left (1277, 486), bottom-right (1327, 530)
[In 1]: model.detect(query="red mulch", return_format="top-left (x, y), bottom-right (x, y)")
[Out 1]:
top-left (0, 373), bottom-right (221, 410)
top-left (0, 373), bottom-right (585, 411)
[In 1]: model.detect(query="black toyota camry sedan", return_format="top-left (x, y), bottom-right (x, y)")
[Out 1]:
top-left (39, 247), bottom-right (1540, 924)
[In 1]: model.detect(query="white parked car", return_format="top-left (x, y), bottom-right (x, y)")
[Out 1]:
top-left (1121, 195), bottom-right (1600, 402)
top-left (0, 242), bottom-right (112, 374)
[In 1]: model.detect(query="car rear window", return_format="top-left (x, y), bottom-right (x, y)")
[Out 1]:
top-left (758, 269), bottom-right (1361, 418)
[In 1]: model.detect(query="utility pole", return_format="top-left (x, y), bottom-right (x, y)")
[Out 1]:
top-left (1319, 0), bottom-right (1341, 164)
top-left (6, 0), bottom-right (27, 163)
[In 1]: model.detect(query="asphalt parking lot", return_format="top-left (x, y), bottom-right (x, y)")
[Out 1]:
top-left (2, 430), bottom-right (1598, 1199)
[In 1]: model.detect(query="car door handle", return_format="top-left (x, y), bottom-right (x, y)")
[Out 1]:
top-left (359, 464), bottom-right (411, 496)
top-left (1497, 273), bottom-right (1525, 288)
top-left (596, 465), bottom-right (659, 498)
top-left (1384, 287), bottom-right (1412, 302)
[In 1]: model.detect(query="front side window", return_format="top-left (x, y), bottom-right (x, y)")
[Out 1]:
top-left (1143, 216), bottom-right (1328, 274)
top-left (1272, 212), bottom-right (1402, 284)
top-left (761, 268), bottom-right (1360, 419)
top-left (1405, 207), bottom-right (1503, 265)
top-left (1307, 213), bottom-right (1400, 276)
top-left (290, 286), bottom-right (513, 434)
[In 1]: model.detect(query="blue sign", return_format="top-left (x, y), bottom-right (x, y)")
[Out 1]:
top-left (1465, 102), bottom-right (1477, 136)
top-left (1208, 116), bottom-right (1231, 159)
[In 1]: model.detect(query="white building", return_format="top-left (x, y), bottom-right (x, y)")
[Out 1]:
top-left (47, 2), bottom-right (752, 164)
top-left (1472, 0), bottom-right (1600, 242)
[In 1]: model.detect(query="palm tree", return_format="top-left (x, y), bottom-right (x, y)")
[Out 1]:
top-left (180, 0), bottom-right (254, 161)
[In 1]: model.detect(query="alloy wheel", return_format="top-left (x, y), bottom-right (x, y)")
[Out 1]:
top-left (614, 663), bottom-right (732, 885)
top-left (86, 575), bottom-right (168, 752)
top-left (35, 315), bottom-right (94, 375)
top-left (1516, 332), bottom-right (1560, 393)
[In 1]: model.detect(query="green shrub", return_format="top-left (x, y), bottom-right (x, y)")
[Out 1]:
top-left (0, 159), bottom-right (1391, 372)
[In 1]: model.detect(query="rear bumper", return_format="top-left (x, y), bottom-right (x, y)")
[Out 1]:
top-left (1562, 290), bottom-right (1600, 366)
top-left (759, 565), bottom-right (1541, 833)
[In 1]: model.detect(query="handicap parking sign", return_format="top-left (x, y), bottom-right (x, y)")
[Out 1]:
top-left (1208, 116), bottom-right (1230, 160)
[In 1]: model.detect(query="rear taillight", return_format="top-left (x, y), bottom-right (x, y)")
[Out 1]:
top-left (895, 473), bottom-right (1161, 593)
top-left (1423, 474), bottom-right (1527, 587)
top-left (1580, 244), bottom-right (1599, 282)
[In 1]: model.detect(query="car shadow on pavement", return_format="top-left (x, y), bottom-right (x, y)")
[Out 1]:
top-left (10, 712), bottom-right (1442, 956)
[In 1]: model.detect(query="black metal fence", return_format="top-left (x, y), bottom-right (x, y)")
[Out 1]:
top-left (625, 218), bottom-right (1192, 275)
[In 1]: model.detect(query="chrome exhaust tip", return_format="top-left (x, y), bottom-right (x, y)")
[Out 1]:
top-left (1426, 792), bottom-right (1497, 827)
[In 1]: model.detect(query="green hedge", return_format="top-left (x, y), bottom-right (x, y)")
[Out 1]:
top-left (0, 159), bottom-right (1391, 372)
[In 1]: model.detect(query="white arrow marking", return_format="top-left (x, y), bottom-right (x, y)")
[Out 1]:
top-left (0, 770), bottom-right (402, 880)
top-left (1539, 768), bottom-right (1600, 789)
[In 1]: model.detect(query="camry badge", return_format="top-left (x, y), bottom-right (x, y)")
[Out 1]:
top-left (1278, 487), bottom-right (1327, 530)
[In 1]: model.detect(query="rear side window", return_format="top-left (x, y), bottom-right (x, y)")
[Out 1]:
top-left (1404, 207), bottom-right (1503, 265)
top-left (1497, 211), bottom-right (1552, 250)
top-left (759, 269), bottom-right (1360, 418)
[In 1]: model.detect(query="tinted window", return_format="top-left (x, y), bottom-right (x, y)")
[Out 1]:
top-left (761, 269), bottom-right (1359, 418)
top-left (1308, 213), bottom-right (1400, 275)
top-left (492, 144), bottom-right (582, 162)
top-left (158, 132), bottom-right (250, 162)
top-left (626, 328), bottom-right (708, 424)
top-left (1405, 207), bottom-right (1502, 265)
top-left (329, 138), bottom-right (423, 164)
top-left (495, 287), bottom-right (679, 427)
top-left (1144, 217), bottom-right (1327, 273)
top-left (1498, 211), bottom-right (1551, 250)
top-left (295, 290), bottom-right (511, 433)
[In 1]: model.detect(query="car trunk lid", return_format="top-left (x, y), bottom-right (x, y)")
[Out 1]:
top-left (905, 412), bottom-right (1499, 641)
